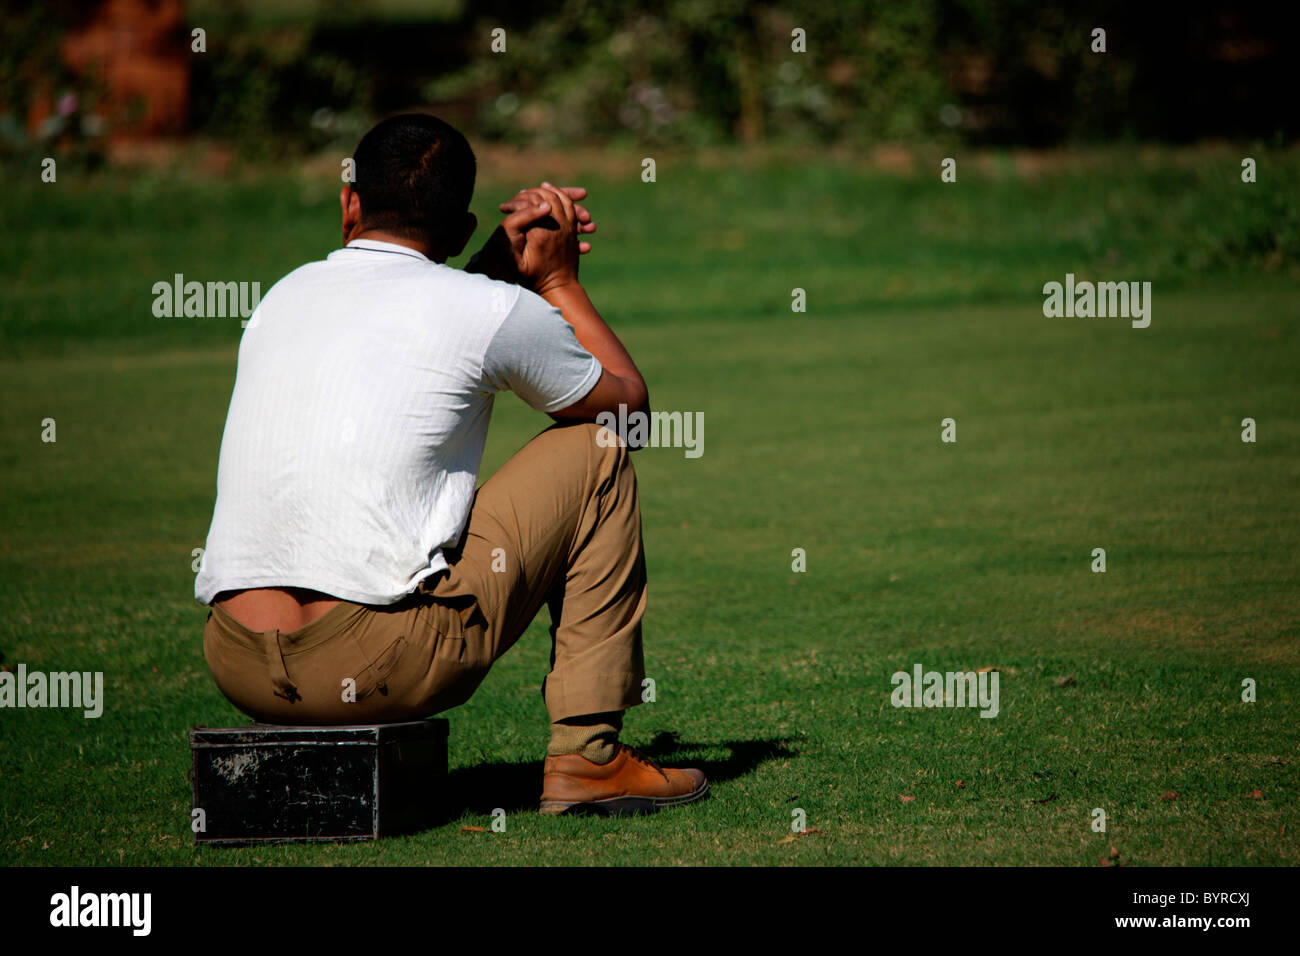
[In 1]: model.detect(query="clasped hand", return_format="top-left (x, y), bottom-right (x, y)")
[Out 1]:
top-left (466, 182), bottom-right (598, 296)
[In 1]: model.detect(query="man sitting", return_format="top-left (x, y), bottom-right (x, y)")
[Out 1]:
top-left (195, 113), bottom-right (707, 816)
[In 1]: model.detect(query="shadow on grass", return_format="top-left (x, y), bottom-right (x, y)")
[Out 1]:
top-left (442, 732), bottom-right (798, 818)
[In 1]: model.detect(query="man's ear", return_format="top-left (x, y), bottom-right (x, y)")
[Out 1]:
top-left (447, 211), bottom-right (478, 259)
top-left (340, 185), bottom-right (363, 241)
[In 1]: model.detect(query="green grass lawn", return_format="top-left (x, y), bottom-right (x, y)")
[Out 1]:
top-left (1, 149), bottom-right (1297, 865)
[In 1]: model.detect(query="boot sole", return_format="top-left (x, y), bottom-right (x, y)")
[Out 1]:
top-left (539, 778), bottom-right (710, 816)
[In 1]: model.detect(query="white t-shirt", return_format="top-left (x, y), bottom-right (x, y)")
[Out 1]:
top-left (194, 238), bottom-right (602, 606)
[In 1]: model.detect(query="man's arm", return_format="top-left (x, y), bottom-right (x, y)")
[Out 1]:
top-left (485, 184), bottom-right (648, 421)
top-left (536, 282), bottom-right (648, 421)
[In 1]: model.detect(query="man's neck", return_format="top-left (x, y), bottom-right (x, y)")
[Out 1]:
top-left (344, 228), bottom-right (444, 263)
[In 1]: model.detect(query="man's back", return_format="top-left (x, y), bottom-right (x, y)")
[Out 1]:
top-left (195, 238), bottom-right (600, 608)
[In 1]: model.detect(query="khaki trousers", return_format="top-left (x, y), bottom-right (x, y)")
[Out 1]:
top-left (203, 422), bottom-right (647, 724)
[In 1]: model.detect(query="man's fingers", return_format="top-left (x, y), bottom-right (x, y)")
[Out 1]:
top-left (501, 201), bottom-right (552, 243)
top-left (542, 182), bottom-right (588, 202)
top-left (518, 187), bottom-right (561, 214)
top-left (500, 203), bottom-right (593, 238)
top-left (500, 189), bottom-right (531, 212)
top-left (501, 185), bottom-right (556, 212)
top-left (505, 186), bottom-right (593, 229)
top-left (572, 203), bottom-right (595, 234)
top-left (501, 198), bottom-right (592, 237)
top-left (500, 189), bottom-right (548, 212)
top-left (536, 184), bottom-right (577, 228)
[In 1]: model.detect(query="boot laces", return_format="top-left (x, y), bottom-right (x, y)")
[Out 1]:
top-left (620, 743), bottom-right (668, 778)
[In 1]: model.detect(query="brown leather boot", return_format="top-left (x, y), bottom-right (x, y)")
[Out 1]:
top-left (540, 743), bottom-right (709, 815)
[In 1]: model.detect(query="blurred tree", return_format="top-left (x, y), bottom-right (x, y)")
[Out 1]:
top-left (7, 0), bottom-right (1292, 159)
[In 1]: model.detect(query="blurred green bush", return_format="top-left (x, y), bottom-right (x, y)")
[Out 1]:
top-left (1, 0), bottom-right (1292, 159)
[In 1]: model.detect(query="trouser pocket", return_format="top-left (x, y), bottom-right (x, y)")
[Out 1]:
top-left (336, 632), bottom-right (408, 702)
top-left (277, 617), bottom-right (411, 720)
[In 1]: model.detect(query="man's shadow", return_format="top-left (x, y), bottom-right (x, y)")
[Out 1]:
top-left (440, 732), bottom-right (798, 820)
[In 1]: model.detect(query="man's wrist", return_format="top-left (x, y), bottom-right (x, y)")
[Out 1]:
top-left (534, 274), bottom-right (582, 298)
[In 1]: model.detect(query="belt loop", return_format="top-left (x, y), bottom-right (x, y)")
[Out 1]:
top-left (265, 628), bottom-right (301, 704)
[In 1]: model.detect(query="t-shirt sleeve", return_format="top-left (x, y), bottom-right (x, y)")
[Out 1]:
top-left (482, 286), bottom-right (603, 413)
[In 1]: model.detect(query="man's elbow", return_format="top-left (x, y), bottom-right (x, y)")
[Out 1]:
top-left (626, 376), bottom-right (650, 419)
top-left (596, 372), bottom-right (649, 418)
top-left (547, 372), bottom-right (648, 424)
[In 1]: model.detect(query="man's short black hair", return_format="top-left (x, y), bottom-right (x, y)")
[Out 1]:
top-left (352, 113), bottom-right (476, 247)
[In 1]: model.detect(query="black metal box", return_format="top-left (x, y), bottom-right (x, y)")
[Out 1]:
top-left (190, 720), bottom-right (448, 845)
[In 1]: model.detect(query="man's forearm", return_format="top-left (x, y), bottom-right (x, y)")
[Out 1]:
top-left (540, 281), bottom-right (648, 412)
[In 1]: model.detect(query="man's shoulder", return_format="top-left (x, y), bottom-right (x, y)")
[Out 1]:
top-left (450, 268), bottom-right (527, 302)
